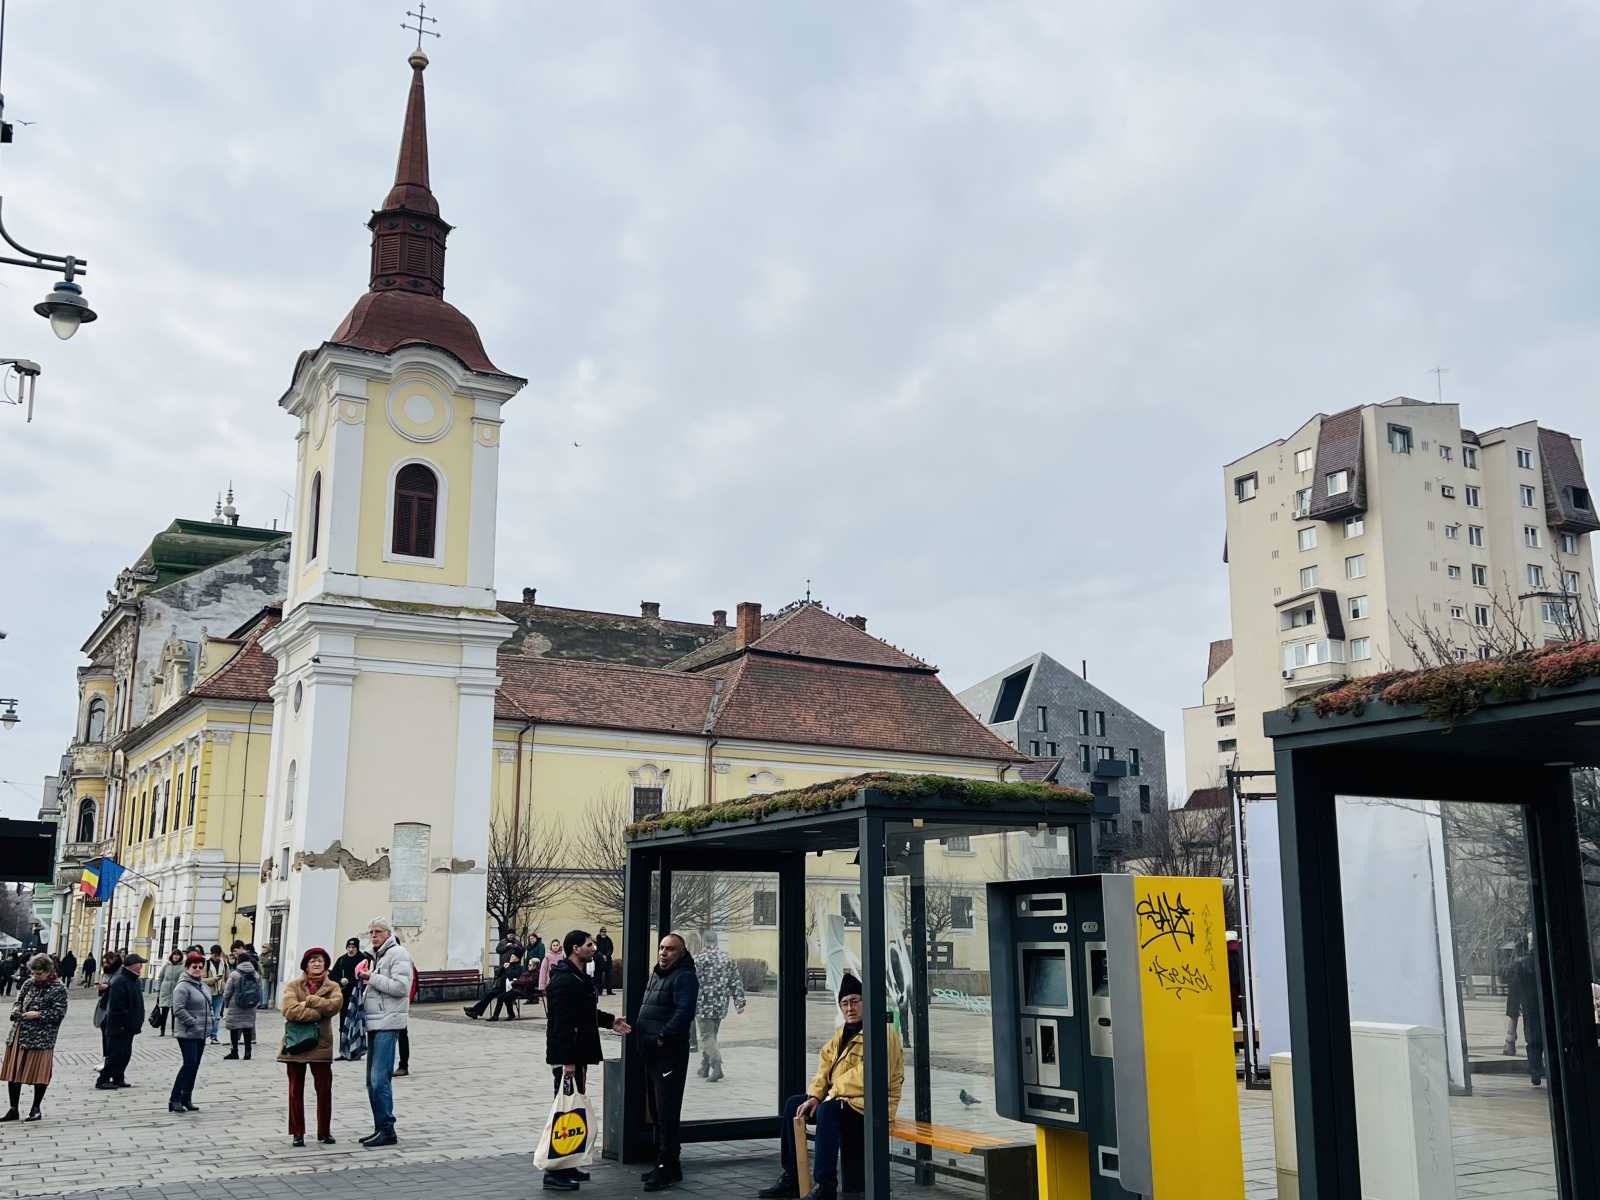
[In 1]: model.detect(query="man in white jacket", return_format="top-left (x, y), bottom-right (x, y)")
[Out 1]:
top-left (356, 917), bottom-right (413, 1147)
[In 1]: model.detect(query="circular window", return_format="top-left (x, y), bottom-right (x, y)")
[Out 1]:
top-left (292, 681), bottom-right (303, 713)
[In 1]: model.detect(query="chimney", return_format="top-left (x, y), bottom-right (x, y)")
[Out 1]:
top-left (735, 601), bottom-right (762, 649)
top-left (845, 615), bottom-right (867, 632)
top-left (522, 588), bottom-right (537, 605)
top-left (641, 601), bottom-right (661, 619)
top-left (712, 609), bottom-right (727, 628)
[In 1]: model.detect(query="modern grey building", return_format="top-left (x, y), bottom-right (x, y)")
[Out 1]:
top-left (957, 652), bottom-right (1169, 863)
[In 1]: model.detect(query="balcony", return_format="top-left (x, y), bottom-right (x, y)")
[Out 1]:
top-left (1281, 638), bottom-right (1348, 697)
top-left (66, 742), bottom-right (110, 776)
top-left (60, 838), bottom-right (111, 866)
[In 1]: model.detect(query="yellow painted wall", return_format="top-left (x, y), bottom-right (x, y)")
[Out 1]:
top-left (352, 372), bottom-right (475, 585)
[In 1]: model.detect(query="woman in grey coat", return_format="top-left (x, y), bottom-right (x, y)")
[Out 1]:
top-left (154, 951), bottom-right (184, 1036)
top-left (221, 957), bottom-right (261, 1060)
top-left (168, 952), bottom-right (210, 1113)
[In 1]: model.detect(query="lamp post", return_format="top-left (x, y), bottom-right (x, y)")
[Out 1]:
top-left (0, 699), bottom-right (19, 731)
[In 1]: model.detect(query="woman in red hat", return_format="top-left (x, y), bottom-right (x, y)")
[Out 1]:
top-left (278, 946), bottom-right (344, 1146)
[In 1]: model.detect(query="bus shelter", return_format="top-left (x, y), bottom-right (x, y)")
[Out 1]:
top-left (1265, 652), bottom-right (1600, 1200)
top-left (618, 773), bottom-right (1097, 1200)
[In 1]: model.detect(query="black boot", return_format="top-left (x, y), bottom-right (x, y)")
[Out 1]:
top-left (757, 1175), bottom-right (799, 1199)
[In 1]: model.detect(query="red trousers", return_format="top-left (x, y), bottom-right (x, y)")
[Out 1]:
top-left (286, 1061), bottom-right (332, 1138)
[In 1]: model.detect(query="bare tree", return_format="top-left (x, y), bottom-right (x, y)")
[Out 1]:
top-left (486, 813), bottom-right (570, 940)
top-left (894, 868), bottom-right (968, 946)
top-left (1123, 803), bottom-right (1239, 927)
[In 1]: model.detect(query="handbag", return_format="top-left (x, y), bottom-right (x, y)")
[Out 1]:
top-left (533, 1073), bottom-right (595, 1171)
top-left (283, 1019), bottom-right (319, 1056)
top-left (147, 1006), bottom-right (164, 1029)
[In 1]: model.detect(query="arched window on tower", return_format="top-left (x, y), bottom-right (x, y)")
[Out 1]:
top-left (75, 798), bottom-right (96, 843)
top-left (306, 471), bottom-right (322, 562)
top-left (391, 463), bottom-right (439, 559)
top-left (84, 697), bottom-right (107, 744)
top-left (284, 761), bottom-right (297, 823)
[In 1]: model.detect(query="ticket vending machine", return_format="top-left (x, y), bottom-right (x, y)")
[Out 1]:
top-left (987, 874), bottom-right (1244, 1200)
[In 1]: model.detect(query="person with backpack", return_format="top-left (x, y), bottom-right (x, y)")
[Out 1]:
top-left (221, 954), bottom-right (263, 1059)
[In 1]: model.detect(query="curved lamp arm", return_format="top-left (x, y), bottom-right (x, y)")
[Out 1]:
top-left (0, 196), bottom-right (86, 279)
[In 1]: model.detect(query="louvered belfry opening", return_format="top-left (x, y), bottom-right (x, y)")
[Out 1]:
top-left (367, 50), bottom-right (452, 300)
top-left (392, 462), bottom-right (438, 558)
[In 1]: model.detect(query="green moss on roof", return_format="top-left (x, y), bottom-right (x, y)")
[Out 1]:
top-left (1288, 641), bottom-right (1600, 726)
top-left (626, 771), bottom-right (1091, 839)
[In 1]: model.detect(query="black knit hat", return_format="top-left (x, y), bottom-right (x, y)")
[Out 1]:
top-left (837, 973), bottom-right (862, 1003)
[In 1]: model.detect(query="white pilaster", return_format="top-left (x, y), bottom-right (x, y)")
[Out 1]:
top-left (446, 666), bottom-right (499, 968)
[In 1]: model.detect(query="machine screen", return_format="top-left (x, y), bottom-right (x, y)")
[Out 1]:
top-left (1023, 948), bottom-right (1070, 1009)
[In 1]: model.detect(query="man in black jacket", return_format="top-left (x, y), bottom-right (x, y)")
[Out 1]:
top-left (593, 927), bottom-right (615, 996)
top-left (543, 931), bottom-right (630, 1193)
top-left (632, 933), bottom-right (700, 1193)
top-left (96, 953), bottom-right (146, 1089)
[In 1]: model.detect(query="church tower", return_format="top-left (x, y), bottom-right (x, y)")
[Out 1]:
top-left (259, 48), bottom-right (524, 971)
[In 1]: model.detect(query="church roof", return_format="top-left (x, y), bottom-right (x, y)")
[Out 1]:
top-left (666, 602), bottom-right (931, 673)
top-left (495, 597), bottom-right (725, 667)
top-left (325, 50), bottom-right (510, 377)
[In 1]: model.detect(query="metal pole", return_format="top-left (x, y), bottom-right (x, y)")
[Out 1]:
top-left (1228, 767), bottom-right (1273, 1088)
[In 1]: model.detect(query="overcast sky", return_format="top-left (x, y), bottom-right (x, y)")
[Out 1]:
top-left (2, 1), bottom-right (1599, 817)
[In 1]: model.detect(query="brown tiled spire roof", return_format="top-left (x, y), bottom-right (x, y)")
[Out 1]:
top-left (328, 51), bottom-right (507, 376)
top-left (1206, 638), bottom-right (1233, 682)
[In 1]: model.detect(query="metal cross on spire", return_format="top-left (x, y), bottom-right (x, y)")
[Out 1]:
top-left (402, 2), bottom-right (440, 52)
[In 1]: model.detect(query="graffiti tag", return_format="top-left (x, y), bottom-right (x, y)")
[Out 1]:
top-left (1136, 890), bottom-right (1196, 951)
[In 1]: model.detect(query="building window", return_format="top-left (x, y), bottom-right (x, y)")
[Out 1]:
top-left (1280, 603), bottom-right (1316, 631)
top-left (1524, 525), bottom-right (1541, 548)
top-left (1478, 645), bottom-right (1494, 661)
top-left (1077, 709), bottom-right (1089, 735)
top-left (1465, 486), bottom-right (1481, 508)
top-left (752, 890), bottom-right (778, 928)
top-left (1095, 711), bottom-right (1106, 737)
top-left (1474, 604), bottom-right (1490, 627)
top-left (950, 895), bottom-right (976, 931)
top-left (1446, 564), bottom-right (1461, 579)
top-left (1445, 523), bottom-right (1459, 540)
top-left (82, 697), bottom-right (107, 744)
top-left (1348, 594), bottom-right (1369, 620)
top-left (990, 668), bottom-right (1030, 723)
top-left (306, 471), bottom-right (322, 562)
top-left (1388, 425), bottom-right (1413, 454)
top-left (1439, 445), bottom-right (1453, 462)
top-left (1468, 524), bottom-right (1484, 547)
top-left (284, 761), bottom-right (297, 823)
top-left (1078, 744), bottom-right (1091, 772)
top-left (1293, 487), bottom-right (1312, 517)
top-left (1345, 554), bottom-right (1366, 579)
top-left (1350, 637), bottom-right (1372, 661)
top-left (1471, 563), bottom-right (1488, 587)
top-left (1527, 563), bottom-right (1545, 588)
top-left (391, 463), bottom-right (439, 559)
top-left (1234, 473), bottom-right (1258, 502)
top-left (1573, 487), bottom-right (1593, 511)
top-left (1326, 470), bottom-right (1349, 497)
top-left (840, 893), bottom-right (861, 929)
top-left (1099, 817), bottom-right (1120, 837)
top-left (187, 765), bottom-right (198, 826)
top-left (280, 847), bottom-right (291, 881)
top-left (631, 786), bottom-right (664, 822)
top-left (1218, 739), bottom-right (1237, 753)
top-left (1294, 448), bottom-right (1314, 472)
top-left (1450, 604), bottom-right (1465, 620)
top-left (1129, 748), bottom-right (1141, 776)
top-left (1560, 532), bottom-right (1578, 553)
top-left (1463, 445), bottom-right (1479, 469)
top-left (943, 835), bottom-right (973, 854)
top-left (1440, 484), bottom-right (1456, 499)
top-left (1036, 705), bottom-right (1048, 732)
top-left (1541, 600), bottom-right (1570, 626)
top-left (1517, 447), bottom-right (1534, 469)
top-left (1343, 516), bottom-right (1364, 538)
top-left (75, 798), bottom-right (96, 843)
top-left (1299, 565), bottom-right (1319, 590)
top-left (1029, 740), bottom-right (1041, 756)
top-left (1097, 746), bottom-right (1115, 762)
top-left (1045, 741), bottom-right (1058, 757)
top-left (1564, 570), bottom-right (1582, 594)
top-left (1216, 712), bottom-right (1235, 728)
top-left (1297, 526), bottom-right (1317, 551)
top-left (160, 782), bottom-right (170, 835)
top-left (1132, 818), bottom-right (1144, 839)
top-left (1139, 785), bottom-right (1151, 813)
top-left (1520, 485), bottom-right (1536, 508)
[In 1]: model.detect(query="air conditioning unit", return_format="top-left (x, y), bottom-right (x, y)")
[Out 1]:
top-left (1282, 669), bottom-right (1295, 680)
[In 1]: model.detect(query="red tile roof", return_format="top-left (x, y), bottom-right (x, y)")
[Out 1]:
top-left (330, 290), bottom-right (503, 375)
top-left (668, 602), bottom-right (930, 673)
top-left (1185, 786), bottom-right (1230, 810)
top-left (1017, 757), bottom-right (1063, 783)
top-left (191, 610), bottom-right (281, 702)
top-left (495, 655), bottom-right (719, 735)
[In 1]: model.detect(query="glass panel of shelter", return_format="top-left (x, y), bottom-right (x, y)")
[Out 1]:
top-left (1334, 793), bottom-right (1570, 1200)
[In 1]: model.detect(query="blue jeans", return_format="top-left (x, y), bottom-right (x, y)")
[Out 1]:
top-left (209, 994), bottom-right (224, 1039)
top-left (367, 1028), bottom-right (399, 1133)
top-left (780, 1094), bottom-right (853, 1186)
top-left (170, 1038), bottom-right (204, 1106)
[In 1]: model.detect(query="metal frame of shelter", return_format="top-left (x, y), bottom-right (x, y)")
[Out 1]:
top-left (618, 777), bottom-right (1096, 1200)
top-left (1264, 673), bottom-right (1600, 1200)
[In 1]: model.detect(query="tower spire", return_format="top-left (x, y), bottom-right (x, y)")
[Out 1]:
top-left (383, 50), bottom-right (437, 217)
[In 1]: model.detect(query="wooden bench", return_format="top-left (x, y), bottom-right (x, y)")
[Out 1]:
top-left (835, 1115), bottom-right (1037, 1199)
top-left (414, 969), bottom-right (483, 1003)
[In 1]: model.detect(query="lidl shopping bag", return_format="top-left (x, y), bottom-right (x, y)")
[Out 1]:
top-left (533, 1074), bottom-right (596, 1171)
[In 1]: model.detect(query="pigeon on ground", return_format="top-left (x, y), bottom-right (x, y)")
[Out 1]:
top-left (958, 1089), bottom-right (980, 1107)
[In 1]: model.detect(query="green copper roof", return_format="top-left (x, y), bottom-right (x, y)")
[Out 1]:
top-left (138, 520), bottom-right (288, 589)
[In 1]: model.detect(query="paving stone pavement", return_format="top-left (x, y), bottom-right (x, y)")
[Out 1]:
top-left (0, 994), bottom-right (1566, 1199)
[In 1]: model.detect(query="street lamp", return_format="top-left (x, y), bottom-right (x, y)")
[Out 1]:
top-left (0, 199), bottom-right (94, 339)
top-left (0, 699), bottom-right (19, 731)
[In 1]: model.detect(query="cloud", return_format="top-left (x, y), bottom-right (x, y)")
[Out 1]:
top-left (3, 2), bottom-right (1599, 816)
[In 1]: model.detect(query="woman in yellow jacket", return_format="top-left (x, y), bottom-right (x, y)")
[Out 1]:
top-left (758, 974), bottom-right (903, 1200)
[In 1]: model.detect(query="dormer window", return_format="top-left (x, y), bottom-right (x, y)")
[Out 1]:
top-left (391, 462), bottom-right (439, 559)
top-left (1572, 486), bottom-right (1593, 512)
top-left (1326, 470), bottom-right (1349, 496)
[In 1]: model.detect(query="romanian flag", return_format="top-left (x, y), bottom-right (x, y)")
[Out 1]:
top-left (77, 858), bottom-right (125, 901)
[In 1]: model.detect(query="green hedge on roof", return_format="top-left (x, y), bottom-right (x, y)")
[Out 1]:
top-left (626, 771), bottom-right (1092, 839)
